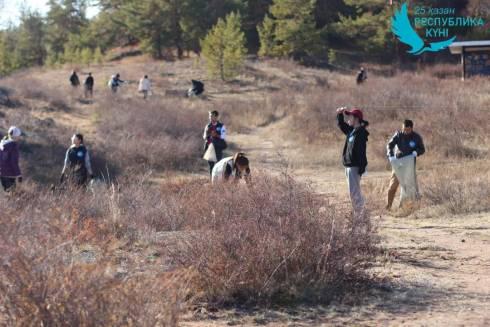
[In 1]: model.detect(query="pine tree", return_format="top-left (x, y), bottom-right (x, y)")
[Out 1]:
top-left (93, 47), bottom-right (104, 64)
top-left (332, 0), bottom-right (392, 56)
top-left (258, 15), bottom-right (276, 57)
top-left (81, 48), bottom-right (93, 66)
top-left (0, 32), bottom-right (14, 75)
top-left (15, 10), bottom-right (46, 68)
top-left (45, 0), bottom-right (88, 60)
top-left (262, 0), bottom-right (323, 60)
top-left (201, 12), bottom-right (247, 81)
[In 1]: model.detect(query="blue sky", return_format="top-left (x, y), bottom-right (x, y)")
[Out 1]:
top-left (0, 0), bottom-right (99, 28)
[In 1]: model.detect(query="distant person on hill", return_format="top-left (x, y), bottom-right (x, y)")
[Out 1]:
top-left (60, 133), bottom-right (94, 187)
top-left (211, 153), bottom-right (251, 184)
top-left (188, 80), bottom-right (204, 97)
top-left (386, 119), bottom-right (425, 210)
top-left (84, 73), bottom-right (94, 98)
top-left (108, 73), bottom-right (124, 93)
top-left (203, 110), bottom-right (227, 175)
top-left (356, 67), bottom-right (367, 85)
top-left (0, 126), bottom-right (23, 192)
top-left (336, 107), bottom-right (369, 216)
top-left (70, 70), bottom-right (80, 87)
top-left (138, 75), bottom-right (151, 99)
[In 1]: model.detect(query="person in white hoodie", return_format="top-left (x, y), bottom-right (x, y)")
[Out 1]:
top-left (138, 75), bottom-right (151, 99)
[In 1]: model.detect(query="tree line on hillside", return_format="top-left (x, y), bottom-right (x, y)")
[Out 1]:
top-left (0, 0), bottom-right (488, 77)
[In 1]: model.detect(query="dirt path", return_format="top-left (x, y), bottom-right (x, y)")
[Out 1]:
top-left (193, 124), bottom-right (490, 326)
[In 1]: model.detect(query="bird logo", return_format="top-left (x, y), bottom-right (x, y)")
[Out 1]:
top-left (392, 3), bottom-right (456, 55)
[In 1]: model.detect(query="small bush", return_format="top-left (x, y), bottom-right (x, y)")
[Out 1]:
top-left (422, 166), bottom-right (490, 215)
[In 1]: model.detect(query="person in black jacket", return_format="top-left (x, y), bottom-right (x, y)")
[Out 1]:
top-left (337, 107), bottom-right (369, 215)
top-left (84, 73), bottom-right (94, 98)
top-left (70, 70), bottom-right (80, 88)
top-left (386, 119), bottom-right (425, 210)
top-left (356, 67), bottom-right (367, 85)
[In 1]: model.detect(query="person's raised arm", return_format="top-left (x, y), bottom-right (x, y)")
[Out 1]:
top-left (336, 107), bottom-right (352, 135)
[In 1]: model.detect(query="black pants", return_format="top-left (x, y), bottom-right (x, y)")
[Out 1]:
top-left (208, 153), bottom-right (223, 175)
top-left (1, 177), bottom-right (16, 192)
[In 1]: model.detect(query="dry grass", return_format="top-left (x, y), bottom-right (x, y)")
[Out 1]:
top-left (0, 184), bottom-right (190, 326)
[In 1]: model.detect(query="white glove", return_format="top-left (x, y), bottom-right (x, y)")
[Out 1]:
top-left (412, 151), bottom-right (417, 158)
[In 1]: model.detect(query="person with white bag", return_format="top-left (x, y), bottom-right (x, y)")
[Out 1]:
top-left (138, 75), bottom-right (151, 99)
top-left (203, 110), bottom-right (227, 175)
top-left (386, 119), bottom-right (425, 210)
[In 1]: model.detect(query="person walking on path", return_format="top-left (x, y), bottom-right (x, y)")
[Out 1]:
top-left (84, 73), bottom-right (94, 99)
top-left (138, 75), bottom-right (151, 99)
top-left (336, 107), bottom-right (369, 215)
top-left (60, 134), bottom-right (94, 187)
top-left (0, 126), bottom-right (23, 192)
top-left (211, 153), bottom-right (251, 184)
top-left (70, 70), bottom-right (80, 88)
top-left (386, 119), bottom-right (425, 210)
top-left (203, 110), bottom-right (227, 175)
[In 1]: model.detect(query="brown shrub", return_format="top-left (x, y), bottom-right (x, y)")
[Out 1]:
top-left (422, 165), bottom-right (490, 215)
top-left (161, 173), bottom-right (376, 304)
top-left (0, 184), bottom-right (190, 326)
top-left (95, 96), bottom-right (204, 174)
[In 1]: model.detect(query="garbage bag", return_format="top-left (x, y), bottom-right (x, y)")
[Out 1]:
top-left (203, 143), bottom-right (217, 162)
top-left (391, 155), bottom-right (417, 205)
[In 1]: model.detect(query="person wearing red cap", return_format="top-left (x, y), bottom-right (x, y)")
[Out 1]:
top-left (336, 107), bottom-right (369, 215)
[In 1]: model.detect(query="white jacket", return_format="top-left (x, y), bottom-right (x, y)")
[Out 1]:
top-left (138, 78), bottom-right (151, 92)
top-left (211, 156), bottom-right (234, 184)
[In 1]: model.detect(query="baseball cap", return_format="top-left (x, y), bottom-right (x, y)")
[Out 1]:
top-left (344, 108), bottom-right (364, 121)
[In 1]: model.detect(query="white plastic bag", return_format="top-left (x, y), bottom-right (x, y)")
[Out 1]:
top-left (390, 155), bottom-right (417, 206)
top-left (203, 143), bottom-right (217, 162)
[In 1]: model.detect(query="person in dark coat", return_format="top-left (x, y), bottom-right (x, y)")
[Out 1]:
top-left (0, 126), bottom-right (23, 192)
top-left (337, 107), bottom-right (369, 215)
top-left (84, 73), bottom-right (94, 98)
top-left (188, 80), bottom-right (204, 97)
top-left (386, 119), bottom-right (425, 210)
top-left (356, 67), bottom-right (367, 85)
top-left (203, 110), bottom-right (227, 175)
top-left (60, 134), bottom-right (94, 187)
top-left (70, 70), bottom-right (80, 87)
top-left (109, 73), bottom-right (124, 93)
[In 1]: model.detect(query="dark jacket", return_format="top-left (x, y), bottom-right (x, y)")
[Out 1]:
top-left (70, 73), bottom-right (80, 86)
top-left (337, 113), bottom-right (369, 171)
top-left (203, 122), bottom-right (227, 161)
top-left (387, 131), bottom-right (425, 158)
top-left (85, 76), bottom-right (94, 89)
top-left (0, 139), bottom-right (21, 177)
